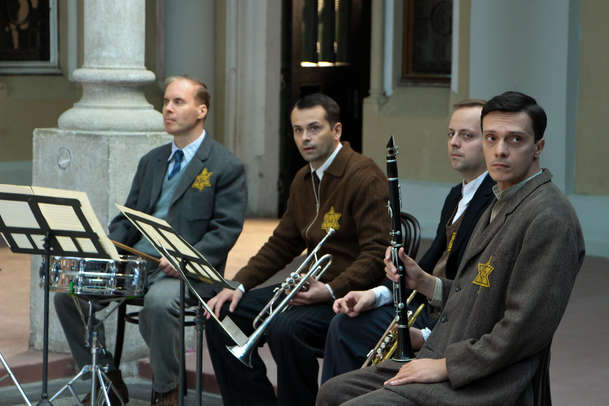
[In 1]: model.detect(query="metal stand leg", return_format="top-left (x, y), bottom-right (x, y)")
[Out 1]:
top-left (0, 350), bottom-right (33, 406)
top-left (50, 300), bottom-right (126, 406)
top-left (38, 236), bottom-right (53, 406)
top-left (195, 304), bottom-right (204, 406)
top-left (179, 278), bottom-right (186, 406)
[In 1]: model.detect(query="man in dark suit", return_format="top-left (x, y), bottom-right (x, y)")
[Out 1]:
top-left (321, 99), bottom-right (495, 382)
top-left (54, 76), bottom-right (247, 406)
top-left (317, 91), bottom-right (585, 406)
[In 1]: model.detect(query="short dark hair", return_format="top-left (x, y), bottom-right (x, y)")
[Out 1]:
top-left (164, 75), bottom-right (211, 111)
top-left (292, 93), bottom-right (341, 126)
top-left (481, 91), bottom-right (547, 142)
top-left (453, 98), bottom-right (486, 110)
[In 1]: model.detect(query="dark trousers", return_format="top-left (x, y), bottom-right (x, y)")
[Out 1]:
top-left (321, 304), bottom-right (394, 382)
top-left (321, 303), bottom-right (433, 383)
top-left (205, 284), bottom-right (336, 406)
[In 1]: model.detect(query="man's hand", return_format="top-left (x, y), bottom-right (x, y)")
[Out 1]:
top-left (205, 288), bottom-right (243, 319)
top-left (384, 246), bottom-right (436, 298)
top-left (159, 257), bottom-right (179, 278)
top-left (289, 277), bottom-right (331, 306)
top-left (384, 358), bottom-right (448, 386)
top-left (332, 290), bottom-right (376, 317)
top-left (409, 327), bottom-right (425, 351)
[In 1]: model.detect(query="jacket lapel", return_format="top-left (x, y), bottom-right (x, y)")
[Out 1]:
top-left (149, 145), bottom-right (171, 210)
top-left (455, 170), bottom-right (552, 276)
top-left (450, 174), bottom-right (495, 257)
top-left (170, 135), bottom-right (212, 207)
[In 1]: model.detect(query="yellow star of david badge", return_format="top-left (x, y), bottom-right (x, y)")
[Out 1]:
top-left (192, 168), bottom-right (213, 191)
top-left (473, 256), bottom-right (494, 288)
top-left (321, 206), bottom-right (341, 232)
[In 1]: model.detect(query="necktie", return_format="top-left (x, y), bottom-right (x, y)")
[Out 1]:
top-left (313, 171), bottom-right (321, 190)
top-left (167, 150), bottom-right (184, 180)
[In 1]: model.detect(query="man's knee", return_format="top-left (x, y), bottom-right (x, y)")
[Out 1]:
top-left (317, 376), bottom-right (343, 406)
top-left (142, 281), bottom-right (180, 318)
top-left (53, 292), bottom-right (73, 316)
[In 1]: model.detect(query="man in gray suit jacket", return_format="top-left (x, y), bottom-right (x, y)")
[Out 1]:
top-left (55, 76), bottom-right (247, 406)
top-left (317, 91), bottom-right (585, 406)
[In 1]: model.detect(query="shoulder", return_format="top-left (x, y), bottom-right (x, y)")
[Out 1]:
top-left (136, 143), bottom-right (171, 167)
top-left (343, 148), bottom-right (385, 181)
top-left (201, 137), bottom-right (244, 170)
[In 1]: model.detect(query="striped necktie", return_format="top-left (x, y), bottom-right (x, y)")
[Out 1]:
top-left (167, 149), bottom-right (184, 180)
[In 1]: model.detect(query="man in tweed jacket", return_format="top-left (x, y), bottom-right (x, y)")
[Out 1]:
top-left (317, 91), bottom-right (585, 406)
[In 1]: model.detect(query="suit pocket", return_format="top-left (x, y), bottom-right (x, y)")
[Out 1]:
top-left (183, 189), bottom-right (214, 220)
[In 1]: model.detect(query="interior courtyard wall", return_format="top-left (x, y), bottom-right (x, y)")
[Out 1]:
top-left (575, 1), bottom-right (609, 196)
top-left (0, 0), bottom-right (81, 185)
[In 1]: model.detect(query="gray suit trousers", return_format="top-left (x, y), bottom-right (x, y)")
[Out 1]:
top-left (317, 360), bottom-right (417, 406)
top-left (54, 270), bottom-right (190, 393)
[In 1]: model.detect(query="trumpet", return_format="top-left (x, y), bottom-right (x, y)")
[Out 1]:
top-left (228, 228), bottom-right (335, 367)
top-left (362, 291), bottom-right (425, 368)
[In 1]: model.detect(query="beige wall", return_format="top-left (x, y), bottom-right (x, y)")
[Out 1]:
top-left (363, 0), bottom-right (472, 185)
top-left (0, 1), bottom-right (80, 162)
top-left (0, 1), bottom-right (167, 165)
top-left (575, 1), bottom-right (609, 196)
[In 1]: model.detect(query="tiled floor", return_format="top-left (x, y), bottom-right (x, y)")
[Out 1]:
top-left (1, 219), bottom-right (608, 405)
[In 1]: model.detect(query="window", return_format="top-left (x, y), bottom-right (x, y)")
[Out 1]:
top-left (402, 0), bottom-right (452, 83)
top-left (300, 0), bottom-right (351, 67)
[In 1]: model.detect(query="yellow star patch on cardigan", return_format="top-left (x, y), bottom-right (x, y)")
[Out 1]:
top-left (192, 168), bottom-right (213, 191)
top-left (447, 232), bottom-right (457, 252)
top-left (321, 206), bottom-right (341, 232)
top-left (473, 256), bottom-right (494, 288)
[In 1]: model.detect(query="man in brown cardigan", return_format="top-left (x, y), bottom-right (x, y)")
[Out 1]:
top-left (205, 93), bottom-right (390, 406)
top-left (317, 91), bottom-right (585, 406)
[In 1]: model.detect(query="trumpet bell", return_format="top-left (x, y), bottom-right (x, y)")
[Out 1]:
top-left (227, 343), bottom-right (253, 368)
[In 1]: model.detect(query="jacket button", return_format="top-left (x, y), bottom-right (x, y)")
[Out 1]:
top-left (455, 286), bottom-right (461, 292)
top-left (441, 314), bottom-right (448, 323)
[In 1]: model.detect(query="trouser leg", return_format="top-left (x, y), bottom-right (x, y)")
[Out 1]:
top-left (205, 285), bottom-right (278, 406)
top-left (138, 276), bottom-right (182, 393)
top-left (53, 292), bottom-right (114, 369)
top-left (266, 304), bottom-right (335, 406)
top-left (321, 304), bottom-right (394, 383)
top-left (316, 361), bottom-right (400, 406)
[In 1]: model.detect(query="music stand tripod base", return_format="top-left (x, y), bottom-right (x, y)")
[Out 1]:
top-left (50, 299), bottom-right (126, 406)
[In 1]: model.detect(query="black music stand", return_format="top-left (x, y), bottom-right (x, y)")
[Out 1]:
top-left (0, 185), bottom-right (119, 406)
top-left (116, 204), bottom-right (246, 406)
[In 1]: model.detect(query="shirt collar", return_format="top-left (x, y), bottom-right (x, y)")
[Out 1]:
top-left (492, 169), bottom-right (543, 200)
top-left (461, 171), bottom-right (488, 200)
top-left (310, 143), bottom-right (342, 180)
top-left (168, 130), bottom-right (206, 162)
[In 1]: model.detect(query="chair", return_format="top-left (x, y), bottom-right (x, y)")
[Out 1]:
top-left (532, 344), bottom-right (552, 406)
top-left (113, 295), bottom-right (199, 399)
top-left (400, 211), bottom-right (421, 259)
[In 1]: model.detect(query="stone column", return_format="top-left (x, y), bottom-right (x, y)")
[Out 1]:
top-left (31, 0), bottom-right (170, 371)
top-left (224, 0), bottom-right (281, 216)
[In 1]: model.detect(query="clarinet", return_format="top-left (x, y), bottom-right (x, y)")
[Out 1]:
top-left (386, 136), bottom-right (414, 362)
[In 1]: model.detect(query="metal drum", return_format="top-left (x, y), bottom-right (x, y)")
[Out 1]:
top-left (48, 256), bottom-right (147, 297)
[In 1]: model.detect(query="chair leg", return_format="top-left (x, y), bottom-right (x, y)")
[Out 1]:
top-left (114, 301), bottom-right (127, 369)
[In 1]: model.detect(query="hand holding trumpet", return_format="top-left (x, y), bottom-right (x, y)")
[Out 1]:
top-left (288, 276), bottom-right (331, 306)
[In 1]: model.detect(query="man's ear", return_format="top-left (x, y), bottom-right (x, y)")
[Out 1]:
top-left (534, 138), bottom-right (545, 159)
top-left (199, 104), bottom-right (208, 120)
top-left (333, 122), bottom-right (342, 140)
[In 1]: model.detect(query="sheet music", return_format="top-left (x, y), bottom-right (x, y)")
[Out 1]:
top-left (160, 229), bottom-right (198, 257)
top-left (116, 204), bottom-right (231, 286)
top-left (32, 186), bottom-right (119, 260)
top-left (11, 234), bottom-right (33, 249)
top-left (0, 184), bottom-right (119, 259)
top-left (0, 200), bottom-right (40, 229)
